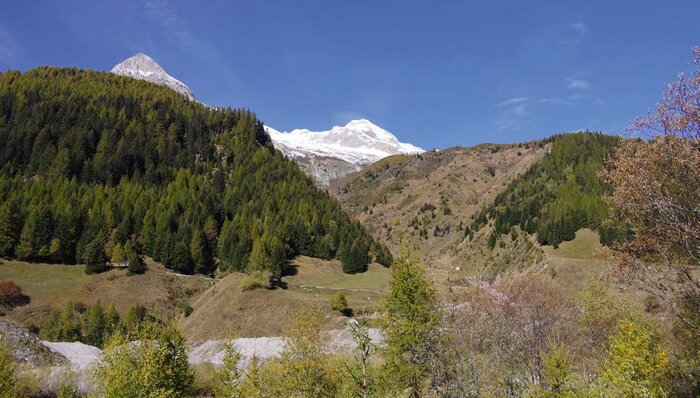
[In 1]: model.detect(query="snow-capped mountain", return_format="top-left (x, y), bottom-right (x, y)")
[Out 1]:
top-left (111, 53), bottom-right (195, 101)
top-left (265, 120), bottom-right (423, 186)
top-left (109, 53), bottom-right (423, 186)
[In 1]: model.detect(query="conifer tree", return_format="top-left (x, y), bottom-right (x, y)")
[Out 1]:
top-left (85, 300), bottom-right (106, 348)
top-left (58, 302), bottom-right (81, 342)
top-left (0, 202), bottom-right (21, 258)
top-left (213, 341), bottom-right (243, 398)
top-left (378, 247), bottom-right (440, 397)
top-left (84, 235), bottom-right (108, 274)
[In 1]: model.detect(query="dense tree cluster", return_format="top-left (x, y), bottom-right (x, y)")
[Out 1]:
top-left (39, 300), bottom-right (156, 349)
top-left (470, 132), bottom-right (620, 248)
top-left (0, 67), bottom-right (382, 275)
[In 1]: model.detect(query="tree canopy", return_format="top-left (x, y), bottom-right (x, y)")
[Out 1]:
top-left (0, 67), bottom-right (383, 274)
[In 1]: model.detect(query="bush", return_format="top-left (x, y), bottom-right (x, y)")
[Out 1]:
top-left (0, 281), bottom-right (28, 309)
top-left (330, 293), bottom-right (351, 316)
top-left (126, 252), bottom-right (146, 276)
top-left (241, 270), bottom-right (271, 291)
top-left (92, 323), bottom-right (194, 397)
top-left (0, 342), bottom-right (16, 397)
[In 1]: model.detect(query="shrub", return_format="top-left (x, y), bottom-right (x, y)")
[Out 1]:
top-left (0, 281), bottom-right (27, 309)
top-left (92, 323), bottom-right (194, 397)
top-left (0, 342), bottom-right (16, 397)
top-left (241, 270), bottom-right (271, 291)
top-left (330, 293), bottom-right (351, 316)
top-left (126, 252), bottom-right (146, 276)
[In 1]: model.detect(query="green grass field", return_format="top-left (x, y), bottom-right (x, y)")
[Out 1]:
top-left (541, 229), bottom-right (609, 291)
top-left (0, 255), bottom-right (391, 341)
top-left (0, 258), bottom-right (212, 328)
top-left (180, 256), bottom-right (392, 341)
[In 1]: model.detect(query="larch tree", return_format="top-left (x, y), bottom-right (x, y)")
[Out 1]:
top-left (378, 246), bottom-right (440, 397)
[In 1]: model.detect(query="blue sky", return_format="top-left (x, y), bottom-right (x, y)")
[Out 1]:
top-left (1, 1), bottom-right (699, 149)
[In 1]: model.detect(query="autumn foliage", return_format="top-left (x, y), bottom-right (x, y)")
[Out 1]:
top-left (0, 280), bottom-right (27, 308)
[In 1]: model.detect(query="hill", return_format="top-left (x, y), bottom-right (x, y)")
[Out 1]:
top-left (0, 257), bottom-right (211, 328)
top-left (0, 67), bottom-right (383, 277)
top-left (330, 141), bottom-right (549, 271)
top-left (331, 133), bottom-right (620, 284)
top-left (180, 256), bottom-right (391, 341)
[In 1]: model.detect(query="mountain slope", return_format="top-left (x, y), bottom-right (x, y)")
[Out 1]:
top-left (111, 53), bottom-right (195, 101)
top-left (330, 142), bottom-right (549, 272)
top-left (266, 119), bottom-right (424, 186)
top-left (0, 67), bottom-right (379, 276)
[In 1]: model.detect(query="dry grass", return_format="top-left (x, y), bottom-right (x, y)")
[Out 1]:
top-left (541, 229), bottom-right (609, 291)
top-left (0, 257), bottom-right (212, 327)
top-left (330, 144), bottom-right (549, 271)
top-left (180, 256), bottom-right (391, 342)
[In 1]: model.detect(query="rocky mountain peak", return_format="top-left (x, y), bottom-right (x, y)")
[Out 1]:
top-left (111, 53), bottom-right (195, 101)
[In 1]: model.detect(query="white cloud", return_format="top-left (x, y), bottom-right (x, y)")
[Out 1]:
top-left (496, 98), bottom-right (530, 131)
top-left (540, 98), bottom-right (574, 107)
top-left (567, 79), bottom-right (590, 89)
top-left (0, 23), bottom-right (23, 63)
top-left (570, 22), bottom-right (587, 37)
top-left (497, 97), bottom-right (529, 107)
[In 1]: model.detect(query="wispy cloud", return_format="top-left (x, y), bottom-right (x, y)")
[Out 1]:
top-left (0, 23), bottom-right (23, 63)
top-left (496, 98), bottom-right (530, 131)
top-left (523, 20), bottom-right (588, 54)
top-left (539, 93), bottom-right (604, 109)
top-left (140, 0), bottom-right (232, 85)
top-left (557, 22), bottom-right (587, 49)
top-left (570, 22), bottom-right (587, 37)
top-left (539, 98), bottom-right (574, 107)
top-left (565, 72), bottom-right (591, 90)
top-left (567, 79), bottom-right (590, 89)
top-left (497, 97), bottom-right (529, 107)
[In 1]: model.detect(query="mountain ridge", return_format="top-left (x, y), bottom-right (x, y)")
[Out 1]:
top-left (266, 119), bottom-right (423, 186)
top-left (109, 53), bottom-right (423, 186)
top-left (111, 53), bottom-right (195, 101)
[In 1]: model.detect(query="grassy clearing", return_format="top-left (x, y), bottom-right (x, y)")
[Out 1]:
top-left (0, 258), bottom-right (212, 327)
top-left (180, 256), bottom-right (391, 341)
top-left (541, 229), bottom-right (608, 291)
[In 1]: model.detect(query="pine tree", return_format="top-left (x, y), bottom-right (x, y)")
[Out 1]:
top-left (92, 323), bottom-right (194, 397)
top-left (105, 304), bottom-right (121, 336)
top-left (341, 239), bottom-right (370, 274)
top-left (85, 300), bottom-right (106, 347)
top-left (0, 201), bottom-right (21, 258)
top-left (213, 341), bottom-right (243, 398)
top-left (58, 303), bottom-right (81, 342)
top-left (279, 309), bottom-right (336, 397)
top-left (190, 230), bottom-right (213, 275)
top-left (241, 356), bottom-right (262, 397)
top-left (171, 241), bottom-right (193, 274)
top-left (378, 247), bottom-right (440, 396)
top-left (84, 235), bottom-right (108, 274)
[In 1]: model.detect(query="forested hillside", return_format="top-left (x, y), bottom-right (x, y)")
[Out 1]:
top-left (0, 67), bottom-right (384, 276)
top-left (469, 133), bottom-right (621, 248)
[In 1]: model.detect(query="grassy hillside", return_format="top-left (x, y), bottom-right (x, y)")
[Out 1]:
top-left (470, 133), bottom-right (620, 248)
top-left (180, 256), bottom-right (391, 341)
top-left (330, 142), bottom-right (549, 270)
top-left (0, 257), bottom-right (211, 328)
top-left (332, 133), bottom-right (623, 285)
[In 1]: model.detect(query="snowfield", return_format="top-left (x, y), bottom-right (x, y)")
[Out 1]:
top-left (266, 119), bottom-right (424, 167)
